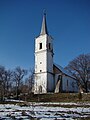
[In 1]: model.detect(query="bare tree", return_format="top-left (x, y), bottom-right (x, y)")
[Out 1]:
top-left (13, 66), bottom-right (27, 99)
top-left (4, 70), bottom-right (13, 97)
top-left (0, 65), bottom-right (13, 100)
top-left (0, 66), bottom-right (6, 101)
top-left (65, 54), bottom-right (90, 93)
top-left (25, 68), bottom-right (34, 94)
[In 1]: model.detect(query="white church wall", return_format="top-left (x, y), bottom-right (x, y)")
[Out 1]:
top-left (35, 35), bottom-right (47, 52)
top-left (62, 75), bottom-right (78, 92)
top-left (34, 35), bottom-right (48, 94)
top-left (34, 73), bottom-right (47, 94)
top-left (47, 52), bottom-right (53, 72)
top-left (54, 73), bottom-right (78, 93)
top-left (34, 33), bottom-right (54, 94)
top-left (35, 34), bottom-right (53, 74)
top-left (47, 73), bottom-right (55, 92)
top-left (35, 52), bottom-right (47, 73)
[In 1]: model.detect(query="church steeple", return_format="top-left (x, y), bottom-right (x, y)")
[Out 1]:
top-left (40, 12), bottom-right (48, 35)
top-left (34, 12), bottom-right (54, 94)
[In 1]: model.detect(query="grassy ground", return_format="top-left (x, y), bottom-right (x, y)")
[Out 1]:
top-left (25, 93), bottom-right (90, 102)
top-left (0, 93), bottom-right (90, 103)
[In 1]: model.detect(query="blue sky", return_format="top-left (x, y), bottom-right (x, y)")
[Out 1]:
top-left (0, 0), bottom-right (90, 70)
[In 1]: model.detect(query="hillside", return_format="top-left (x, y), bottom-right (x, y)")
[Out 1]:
top-left (21, 93), bottom-right (90, 102)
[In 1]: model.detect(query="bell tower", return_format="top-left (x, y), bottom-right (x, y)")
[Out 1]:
top-left (34, 13), bottom-right (54, 94)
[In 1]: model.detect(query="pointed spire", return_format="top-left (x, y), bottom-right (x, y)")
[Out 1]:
top-left (40, 11), bottom-right (48, 35)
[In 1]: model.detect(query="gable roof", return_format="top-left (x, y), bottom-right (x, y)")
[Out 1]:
top-left (54, 63), bottom-right (76, 80)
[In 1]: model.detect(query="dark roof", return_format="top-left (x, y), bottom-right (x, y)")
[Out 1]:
top-left (54, 63), bottom-right (76, 79)
top-left (40, 13), bottom-right (48, 35)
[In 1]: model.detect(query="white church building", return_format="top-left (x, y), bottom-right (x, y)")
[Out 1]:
top-left (34, 13), bottom-right (78, 94)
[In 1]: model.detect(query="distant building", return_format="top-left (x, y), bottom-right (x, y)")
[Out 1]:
top-left (34, 13), bottom-right (78, 94)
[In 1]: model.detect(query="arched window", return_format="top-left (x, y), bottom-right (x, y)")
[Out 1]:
top-left (39, 85), bottom-right (42, 93)
top-left (58, 75), bottom-right (62, 80)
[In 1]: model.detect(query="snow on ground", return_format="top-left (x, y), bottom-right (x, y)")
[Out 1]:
top-left (30, 102), bottom-right (90, 106)
top-left (0, 102), bottom-right (90, 120)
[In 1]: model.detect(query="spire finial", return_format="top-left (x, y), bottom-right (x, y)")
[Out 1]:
top-left (43, 9), bottom-right (46, 15)
top-left (40, 10), bottom-right (48, 35)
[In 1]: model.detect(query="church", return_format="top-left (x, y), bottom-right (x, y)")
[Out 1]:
top-left (34, 13), bottom-right (78, 94)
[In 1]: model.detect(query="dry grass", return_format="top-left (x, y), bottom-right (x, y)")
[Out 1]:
top-left (27, 93), bottom-right (90, 102)
top-left (0, 93), bottom-right (90, 103)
